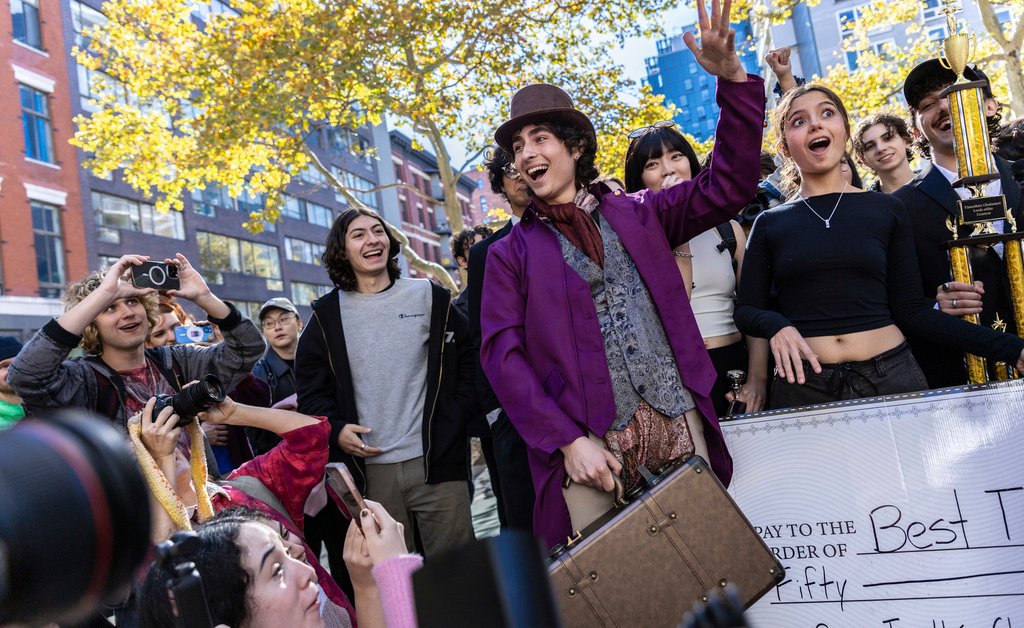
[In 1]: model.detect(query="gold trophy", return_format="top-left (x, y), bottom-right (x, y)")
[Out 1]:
top-left (938, 0), bottom-right (1023, 383)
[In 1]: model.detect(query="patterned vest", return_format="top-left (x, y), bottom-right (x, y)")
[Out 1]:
top-left (553, 211), bottom-right (695, 429)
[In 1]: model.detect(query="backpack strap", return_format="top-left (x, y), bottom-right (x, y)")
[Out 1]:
top-left (86, 356), bottom-right (129, 426)
top-left (146, 347), bottom-right (183, 392)
top-left (715, 222), bottom-right (739, 272)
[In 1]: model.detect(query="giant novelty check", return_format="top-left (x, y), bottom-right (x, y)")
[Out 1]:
top-left (722, 381), bottom-right (1024, 628)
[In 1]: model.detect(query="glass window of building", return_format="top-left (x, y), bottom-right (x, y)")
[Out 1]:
top-left (70, 0), bottom-right (105, 49)
top-left (306, 201), bottom-right (333, 227)
top-left (336, 169), bottom-right (381, 209)
top-left (31, 201), bottom-right (65, 297)
top-left (11, 0), bottom-right (42, 49)
top-left (93, 192), bottom-right (185, 242)
top-left (196, 231), bottom-right (282, 290)
top-left (285, 237), bottom-right (325, 266)
top-left (290, 281), bottom-right (330, 307)
top-left (20, 85), bottom-right (54, 163)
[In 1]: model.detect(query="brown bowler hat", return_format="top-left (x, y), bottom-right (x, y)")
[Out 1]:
top-left (494, 84), bottom-right (596, 151)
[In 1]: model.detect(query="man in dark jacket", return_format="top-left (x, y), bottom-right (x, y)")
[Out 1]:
top-left (467, 147), bottom-right (536, 531)
top-left (296, 208), bottom-right (476, 557)
top-left (249, 297), bottom-right (302, 452)
top-left (894, 60), bottom-right (1024, 387)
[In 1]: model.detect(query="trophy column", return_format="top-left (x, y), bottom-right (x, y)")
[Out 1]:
top-left (937, 0), bottom-right (1022, 383)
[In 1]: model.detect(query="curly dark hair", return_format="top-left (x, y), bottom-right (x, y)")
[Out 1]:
top-left (853, 113), bottom-right (915, 166)
top-left (540, 121), bottom-right (600, 190)
top-left (507, 121), bottom-right (599, 193)
top-left (485, 146), bottom-right (513, 197)
top-left (994, 118), bottom-right (1024, 162)
top-left (138, 520), bottom-right (251, 628)
top-left (450, 225), bottom-right (493, 263)
top-left (322, 208), bottom-right (402, 292)
top-left (909, 74), bottom-right (1003, 159)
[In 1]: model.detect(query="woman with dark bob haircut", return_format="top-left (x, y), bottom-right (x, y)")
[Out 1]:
top-left (322, 208), bottom-right (402, 291)
top-left (624, 124), bottom-right (768, 417)
top-left (479, 0), bottom-right (766, 550)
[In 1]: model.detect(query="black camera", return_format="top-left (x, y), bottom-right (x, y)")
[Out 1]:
top-left (132, 261), bottom-right (180, 291)
top-left (153, 374), bottom-right (226, 428)
top-left (154, 532), bottom-right (214, 628)
top-left (0, 411), bottom-right (151, 625)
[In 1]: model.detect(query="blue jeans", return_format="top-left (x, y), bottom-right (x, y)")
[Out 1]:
top-left (770, 342), bottom-right (929, 410)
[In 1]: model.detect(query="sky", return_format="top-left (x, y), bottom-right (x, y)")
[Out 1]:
top-left (391, 6), bottom-right (700, 171)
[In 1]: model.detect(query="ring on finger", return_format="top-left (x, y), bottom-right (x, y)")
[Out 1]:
top-left (952, 298), bottom-right (958, 308)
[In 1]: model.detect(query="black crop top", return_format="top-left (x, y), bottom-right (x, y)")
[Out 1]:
top-left (734, 191), bottom-right (1024, 364)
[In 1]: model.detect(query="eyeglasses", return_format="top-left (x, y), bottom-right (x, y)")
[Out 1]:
top-left (261, 313), bottom-right (297, 329)
top-left (627, 120), bottom-right (677, 139)
top-left (502, 163), bottom-right (522, 180)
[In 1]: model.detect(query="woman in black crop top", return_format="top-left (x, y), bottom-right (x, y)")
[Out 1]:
top-left (734, 84), bottom-right (1024, 409)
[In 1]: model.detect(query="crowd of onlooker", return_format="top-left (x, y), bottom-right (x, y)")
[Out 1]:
top-left (3, 2), bottom-right (1024, 622)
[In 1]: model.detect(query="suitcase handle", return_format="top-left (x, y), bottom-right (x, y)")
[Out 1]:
top-left (561, 473), bottom-right (628, 508)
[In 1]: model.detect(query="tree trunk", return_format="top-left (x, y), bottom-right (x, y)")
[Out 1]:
top-left (302, 146), bottom-right (459, 293)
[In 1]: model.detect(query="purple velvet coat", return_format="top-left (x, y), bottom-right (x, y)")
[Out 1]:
top-left (480, 76), bottom-right (766, 550)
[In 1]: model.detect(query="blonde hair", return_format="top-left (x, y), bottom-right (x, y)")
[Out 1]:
top-left (62, 269), bottom-right (161, 355)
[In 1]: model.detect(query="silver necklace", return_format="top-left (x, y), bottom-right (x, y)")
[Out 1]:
top-left (797, 182), bottom-right (848, 229)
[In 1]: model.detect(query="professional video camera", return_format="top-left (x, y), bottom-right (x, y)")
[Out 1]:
top-left (0, 411), bottom-right (151, 625)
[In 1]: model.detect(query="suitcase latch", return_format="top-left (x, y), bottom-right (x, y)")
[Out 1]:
top-left (646, 512), bottom-right (679, 536)
top-left (565, 530), bottom-right (583, 548)
top-left (567, 571), bottom-right (599, 598)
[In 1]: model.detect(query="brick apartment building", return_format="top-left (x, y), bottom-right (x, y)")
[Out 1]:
top-left (0, 0), bottom-right (89, 335)
top-left (389, 130), bottom-right (477, 282)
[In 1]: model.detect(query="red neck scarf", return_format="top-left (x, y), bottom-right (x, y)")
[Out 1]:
top-left (533, 192), bottom-right (604, 267)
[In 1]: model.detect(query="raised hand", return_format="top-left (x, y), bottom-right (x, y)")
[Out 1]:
top-left (101, 254), bottom-right (156, 302)
top-left (682, 0), bottom-right (746, 83)
top-left (765, 48), bottom-right (797, 92)
top-left (164, 253), bottom-right (210, 303)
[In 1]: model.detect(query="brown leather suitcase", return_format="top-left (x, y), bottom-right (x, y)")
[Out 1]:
top-left (547, 456), bottom-right (783, 627)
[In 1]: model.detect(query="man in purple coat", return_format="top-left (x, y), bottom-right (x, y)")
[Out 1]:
top-left (479, 0), bottom-right (766, 550)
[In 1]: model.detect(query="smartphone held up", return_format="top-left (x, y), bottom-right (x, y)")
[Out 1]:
top-left (326, 462), bottom-right (372, 530)
top-left (131, 261), bottom-right (180, 291)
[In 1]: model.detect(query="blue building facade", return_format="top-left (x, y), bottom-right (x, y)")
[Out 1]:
top-left (645, 20), bottom-right (761, 141)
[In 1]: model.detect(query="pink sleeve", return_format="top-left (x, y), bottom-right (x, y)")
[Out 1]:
top-left (225, 417), bottom-right (329, 531)
top-left (371, 554), bottom-right (424, 628)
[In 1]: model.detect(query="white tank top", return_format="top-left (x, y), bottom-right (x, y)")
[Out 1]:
top-left (688, 226), bottom-right (740, 339)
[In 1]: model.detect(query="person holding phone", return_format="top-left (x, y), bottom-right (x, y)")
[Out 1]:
top-left (8, 254), bottom-right (265, 435)
top-left (133, 395), bottom-right (363, 623)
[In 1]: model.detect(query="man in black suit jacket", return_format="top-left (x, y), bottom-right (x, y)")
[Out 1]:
top-left (895, 59), bottom-right (1024, 388)
top-left (467, 147), bottom-right (535, 531)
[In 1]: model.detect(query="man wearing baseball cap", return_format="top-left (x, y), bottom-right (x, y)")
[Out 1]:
top-left (250, 297), bottom-right (302, 452)
top-left (894, 59), bottom-right (1023, 387)
top-left (0, 336), bottom-right (25, 429)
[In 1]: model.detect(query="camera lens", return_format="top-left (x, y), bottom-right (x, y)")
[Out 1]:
top-left (167, 264), bottom-right (179, 278)
top-left (158, 374), bottom-right (227, 428)
top-left (149, 265), bottom-right (166, 287)
top-left (0, 412), bottom-right (151, 624)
